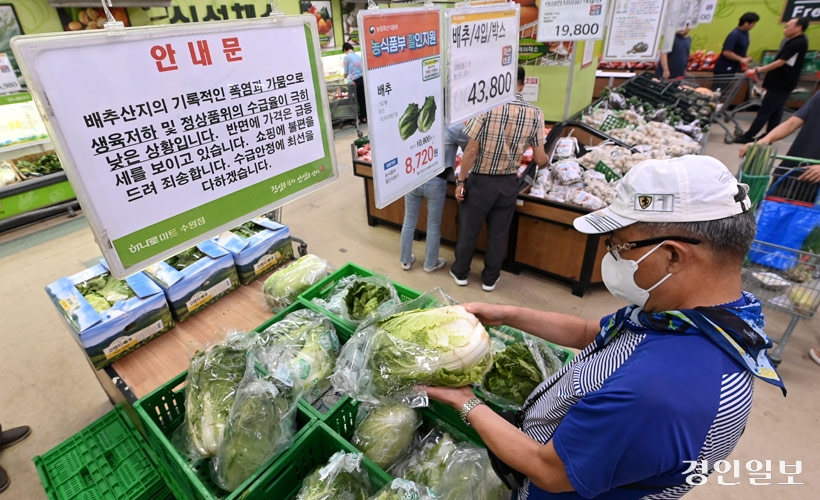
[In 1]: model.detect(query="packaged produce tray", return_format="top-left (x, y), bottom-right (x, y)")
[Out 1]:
top-left (33, 404), bottom-right (168, 500)
top-left (133, 370), bottom-right (317, 500)
top-left (543, 121), bottom-right (635, 163)
top-left (298, 262), bottom-right (423, 342)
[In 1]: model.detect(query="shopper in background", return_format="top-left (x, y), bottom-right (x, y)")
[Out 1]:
top-left (713, 12), bottom-right (759, 78)
top-left (733, 17), bottom-right (809, 144)
top-left (399, 123), bottom-right (469, 272)
top-left (450, 66), bottom-right (548, 291)
top-left (656, 26), bottom-right (692, 80)
top-left (426, 155), bottom-right (786, 499)
top-left (342, 42), bottom-right (367, 124)
top-left (0, 423), bottom-right (31, 493)
top-left (739, 89), bottom-right (820, 202)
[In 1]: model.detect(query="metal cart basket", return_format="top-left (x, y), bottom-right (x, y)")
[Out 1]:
top-left (742, 241), bottom-right (820, 364)
top-left (678, 73), bottom-right (749, 143)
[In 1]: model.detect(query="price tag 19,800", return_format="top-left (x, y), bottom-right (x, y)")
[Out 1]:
top-left (536, 0), bottom-right (609, 42)
top-left (446, 5), bottom-right (520, 126)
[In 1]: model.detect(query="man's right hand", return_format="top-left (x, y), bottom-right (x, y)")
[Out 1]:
top-left (462, 302), bottom-right (506, 326)
top-left (742, 56), bottom-right (754, 65)
top-left (455, 185), bottom-right (466, 202)
top-left (739, 143), bottom-right (750, 158)
top-left (798, 164), bottom-right (820, 183)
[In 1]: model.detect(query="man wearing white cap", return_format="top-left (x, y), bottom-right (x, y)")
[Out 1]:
top-left (424, 155), bottom-right (785, 499)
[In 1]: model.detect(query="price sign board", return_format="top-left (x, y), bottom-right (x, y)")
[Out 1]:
top-left (360, 7), bottom-right (444, 209)
top-left (603, 0), bottom-right (668, 62)
top-left (445, 4), bottom-right (519, 125)
top-left (12, 16), bottom-right (337, 277)
top-left (537, 0), bottom-right (609, 42)
top-left (0, 53), bottom-right (21, 95)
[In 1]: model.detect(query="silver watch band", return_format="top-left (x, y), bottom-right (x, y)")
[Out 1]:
top-left (459, 397), bottom-right (484, 426)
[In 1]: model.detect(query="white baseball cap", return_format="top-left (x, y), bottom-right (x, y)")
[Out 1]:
top-left (573, 155), bottom-right (751, 234)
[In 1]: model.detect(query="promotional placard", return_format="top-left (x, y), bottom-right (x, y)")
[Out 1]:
top-left (446, 4), bottom-right (519, 125)
top-left (537, 0), bottom-right (608, 42)
top-left (359, 7), bottom-right (444, 209)
top-left (602, 0), bottom-right (668, 62)
top-left (0, 54), bottom-right (21, 95)
top-left (13, 16), bottom-right (337, 277)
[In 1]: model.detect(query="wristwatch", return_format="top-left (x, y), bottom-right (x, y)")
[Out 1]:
top-left (455, 179), bottom-right (465, 186)
top-left (459, 397), bottom-right (485, 426)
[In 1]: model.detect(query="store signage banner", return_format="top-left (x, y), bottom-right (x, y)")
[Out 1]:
top-left (12, 16), bottom-right (337, 277)
top-left (781, 0), bottom-right (820, 22)
top-left (359, 7), bottom-right (444, 209)
top-left (536, 0), bottom-right (608, 42)
top-left (445, 4), bottom-right (519, 125)
top-left (698, 1), bottom-right (717, 24)
top-left (602, 0), bottom-right (668, 62)
top-left (522, 76), bottom-right (540, 102)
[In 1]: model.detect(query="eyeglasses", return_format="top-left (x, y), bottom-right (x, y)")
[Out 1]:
top-left (604, 236), bottom-right (701, 260)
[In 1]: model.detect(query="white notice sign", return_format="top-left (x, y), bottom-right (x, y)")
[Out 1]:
top-left (522, 76), bottom-right (539, 102)
top-left (446, 4), bottom-right (519, 125)
top-left (603, 0), bottom-right (668, 62)
top-left (13, 17), bottom-right (337, 277)
top-left (0, 53), bottom-right (21, 95)
top-left (537, 0), bottom-right (608, 42)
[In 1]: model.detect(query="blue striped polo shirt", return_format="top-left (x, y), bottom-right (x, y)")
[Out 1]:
top-left (519, 299), bottom-right (755, 499)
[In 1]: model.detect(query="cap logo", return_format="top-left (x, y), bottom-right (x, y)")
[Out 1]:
top-left (638, 195), bottom-right (652, 209)
top-left (634, 194), bottom-right (675, 212)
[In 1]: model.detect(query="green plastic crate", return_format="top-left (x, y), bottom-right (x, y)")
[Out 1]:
top-left (133, 370), bottom-right (316, 500)
top-left (33, 404), bottom-right (168, 500)
top-left (250, 422), bottom-right (391, 500)
top-left (298, 262), bottom-right (422, 342)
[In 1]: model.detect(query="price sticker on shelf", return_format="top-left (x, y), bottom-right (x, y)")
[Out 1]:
top-left (536, 0), bottom-right (608, 42)
top-left (445, 4), bottom-right (520, 125)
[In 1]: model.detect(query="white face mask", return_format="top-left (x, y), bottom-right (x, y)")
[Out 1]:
top-left (601, 241), bottom-right (672, 308)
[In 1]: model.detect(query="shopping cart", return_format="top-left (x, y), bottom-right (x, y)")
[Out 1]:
top-left (261, 207), bottom-right (309, 257)
top-left (326, 82), bottom-right (359, 133)
top-left (677, 73), bottom-right (749, 143)
top-left (742, 241), bottom-right (820, 364)
top-left (741, 155), bottom-right (820, 364)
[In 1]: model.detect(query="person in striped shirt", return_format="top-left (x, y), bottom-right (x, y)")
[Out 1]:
top-left (426, 155), bottom-right (785, 499)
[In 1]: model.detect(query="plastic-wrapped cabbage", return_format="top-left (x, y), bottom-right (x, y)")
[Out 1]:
top-left (352, 403), bottom-right (420, 470)
top-left (313, 275), bottom-right (400, 324)
top-left (257, 308), bottom-right (340, 402)
top-left (262, 254), bottom-right (329, 312)
top-left (185, 332), bottom-right (254, 457)
top-left (296, 452), bottom-right (372, 500)
top-left (367, 478), bottom-right (437, 500)
top-left (211, 346), bottom-right (300, 491)
top-left (435, 446), bottom-right (510, 500)
top-left (395, 431), bottom-right (458, 489)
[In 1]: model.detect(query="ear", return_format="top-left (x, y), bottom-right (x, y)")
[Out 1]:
top-left (663, 241), bottom-right (695, 273)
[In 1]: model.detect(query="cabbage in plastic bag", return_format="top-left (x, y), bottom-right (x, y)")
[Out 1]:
top-left (296, 452), bottom-right (372, 500)
top-left (367, 478), bottom-right (437, 500)
top-left (393, 430), bottom-right (458, 489)
top-left (257, 308), bottom-right (340, 402)
top-left (313, 275), bottom-right (400, 325)
top-left (262, 254), bottom-right (329, 312)
top-left (211, 345), bottom-right (301, 491)
top-left (352, 403), bottom-right (420, 470)
top-left (434, 445), bottom-right (511, 500)
top-left (185, 331), bottom-right (255, 457)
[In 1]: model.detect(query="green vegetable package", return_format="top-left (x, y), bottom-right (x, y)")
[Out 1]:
top-left (262, 254), bottom-right (330, 312)
top-left (352, 403), bottom-right (421, 470)
top-left (332, 303), bottom-right (493, 407)
top-left (367, 478), bottom-right (437, 500)
top-left (296, 451), bottom-right (373, 500)
top-left (312, 275), bottom-right (400, 325)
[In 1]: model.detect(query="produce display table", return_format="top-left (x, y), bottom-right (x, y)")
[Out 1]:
top-left (97, 283), bottom-right (272, 403)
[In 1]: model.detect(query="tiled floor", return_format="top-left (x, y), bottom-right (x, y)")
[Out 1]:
top-left (0, 115), bottom-right (817, 499)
